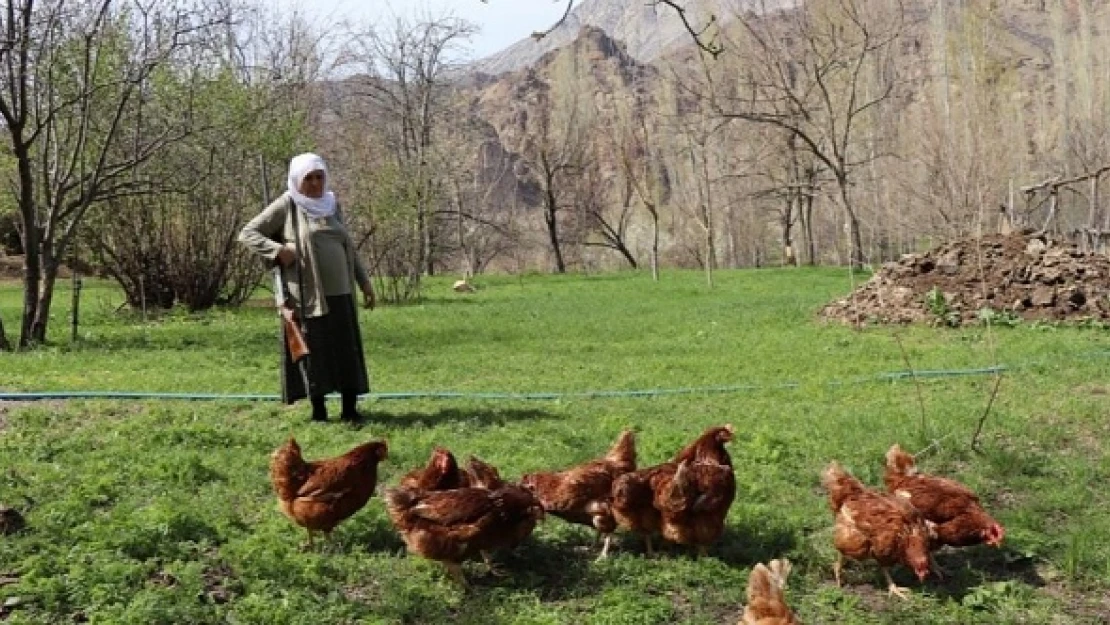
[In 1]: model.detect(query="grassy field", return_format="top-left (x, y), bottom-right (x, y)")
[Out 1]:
top-left (1, 268), bottom-right (1108, 624)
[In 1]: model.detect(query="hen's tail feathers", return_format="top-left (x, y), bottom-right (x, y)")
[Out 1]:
top-left (383, 487), bottom-right (419, 516)
top-left (885, 443), bottom-right (916, 478)
top-left (767, 559), bottom-right (792, 588)
top-left (605, 429), bottom-right (637, 470)
top-left (742, 559), bottom-right (795, 624)
top-left (822, 462), bottom-right (864, 512)
top-left (662, 460), bottom-right (696, 511)
top-left (466, 456), bottom-right (504, 489)
top-left (270, 437), bottom-right (307, 502)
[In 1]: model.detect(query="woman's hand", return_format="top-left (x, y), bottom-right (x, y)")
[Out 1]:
top-left (360, 282), bottom-right (376, 310)
top-left (275, 244), bottom-right (296, 267)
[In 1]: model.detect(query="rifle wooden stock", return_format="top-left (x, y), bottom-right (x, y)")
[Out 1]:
top-left (280, 305), bottom-right (310, 362)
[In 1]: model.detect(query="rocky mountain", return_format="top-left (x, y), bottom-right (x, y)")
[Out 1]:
top-left (470, 25), bottom-right (657, 149)
top-left (470, 0), bottom-right (745, 76)
top-left (436, 0), bottom-right (1109, 270)
top-left (465, 0), bottom-right (1102, 164)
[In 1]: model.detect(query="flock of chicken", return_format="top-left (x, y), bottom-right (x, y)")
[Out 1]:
top-left (268, 425), bottom-right (1005, 623)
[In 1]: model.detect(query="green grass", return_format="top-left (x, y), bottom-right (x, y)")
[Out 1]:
top-left (1, 268), bottom-right (1109, 624)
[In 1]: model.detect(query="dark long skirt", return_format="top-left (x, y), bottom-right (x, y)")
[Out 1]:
top-left (280, 294), bottom-right (369, 404)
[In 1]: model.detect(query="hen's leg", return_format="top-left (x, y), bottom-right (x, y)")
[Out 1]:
top-left (929, 553), bottom-right (948, 579)
top-left (696, 546), bottom-right (708, 559)
top-left (833, 553), bottom-right (844, 587)
top-left (322, 530), bottom-right (339, 553)
top-left (443, 562), bottom-right (468, 588)
top-left (596, 533), bottom-right (613, 561)
top-left (644, 535), bottom-right (655, 557)
top-left (481, 550), bottom-right (506, 577)
top-left (882, 568), bottom-right (911, 600)
top-left (300, 529), bottom-right (316, 551)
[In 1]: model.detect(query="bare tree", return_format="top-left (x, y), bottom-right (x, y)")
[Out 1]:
top-left (669, 102), bottom-right (722, 286)
top-left (749, 128), bottom-right (824, 265)
top-left (435, 112), bottom-right (521, 277)
top-left (691, 0), bottom-right (906, 268)
top-left (576, 149), bottom-right (638, 269)
top-left (517, 47), bottom-right (592, 274)
top-left (615, 112), bottom-right (668, 280)
top-left (0, 0), bottom-right (227, 347)
top-left (343, 14), bottom-right (476, 278)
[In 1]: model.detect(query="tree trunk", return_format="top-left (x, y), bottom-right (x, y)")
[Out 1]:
top-left (544, 187), bottom-right (566, 274)
top-left (782, 196), bottom-right (796, 266)
top-left (703, 202), bottom-right (715, 287)
top-left (650, 209), bottom-right (660, 281)
top-left (1103, 174), bottom-right (1110, 232)
top-left (18, 155), bottom-right (40, 349)
top-left (837, 175), bottom-right (865, 268)
top-left (1088, 175), bottom-right (1100, 239)
top-left (417, 197), bottom-right (434, 277)
top-left (613, 240), bottom-right (638, 269)
top-left (725, 204), bottom-right (737, 268)
top-left (801, 193), bottom-right (816, 265)
top-left (0, 314), bottom-right (10, 351)
top-left (847, 212), bottom-right (865, 268)
top-left (30, 251), bottom-right (60, 344)
top-left (422, 205), bottom-right (435, 276)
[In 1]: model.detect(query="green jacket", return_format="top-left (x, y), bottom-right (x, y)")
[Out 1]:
top-left (238, 193), bottom-right (369, 318)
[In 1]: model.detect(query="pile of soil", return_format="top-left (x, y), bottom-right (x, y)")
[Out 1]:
top-left (820, 231), bottom-right (1110, 326)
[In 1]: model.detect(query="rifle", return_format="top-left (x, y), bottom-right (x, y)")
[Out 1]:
top-left (275, 272), bottom-right (310, 362)
top-left (260, 155), bottom-right (310, 365)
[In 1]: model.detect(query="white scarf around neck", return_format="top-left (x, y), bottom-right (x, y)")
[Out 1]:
top-left (286, 152), bottom-right (337, 218)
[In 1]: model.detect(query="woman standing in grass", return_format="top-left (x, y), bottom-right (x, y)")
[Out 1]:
top-left (239, 153), bottom-right (375, 422)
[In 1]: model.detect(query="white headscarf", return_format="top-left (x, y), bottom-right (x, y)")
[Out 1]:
top-left (286, 152), bottom-right (337, 218)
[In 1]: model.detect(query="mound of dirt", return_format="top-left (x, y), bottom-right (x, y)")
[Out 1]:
top-left (820, 231), bottom-right (1110, 326)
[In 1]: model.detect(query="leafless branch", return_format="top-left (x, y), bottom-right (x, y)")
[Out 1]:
top-left (530, 0), bottom-right (575, 41)
top-left (653, 0), bottom-right (723, 58)
top-left (1020, 165), bottom-right (1110, 194)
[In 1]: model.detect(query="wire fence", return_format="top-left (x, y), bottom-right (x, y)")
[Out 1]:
top-left (2, 350), bottom-right (1106, 402)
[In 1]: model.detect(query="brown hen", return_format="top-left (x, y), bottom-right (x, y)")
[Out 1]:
top-left (884, 444), bottom-right (1005, 575)
top-left (463, 455), bottom-right (506, 489)
top-left (399, 447), bottom-right (470, 491)
top-left (612, 424), bottom-right (735, 556)
top-left (384, 478), bottom-right (544, 588)
top-left (656, 457), bottom-right (736, 557)
top-left (822, 461), bottom-right (932, 599)
top-left (520, 430), bottom-right (636, 558)
top-left (269, 436), bottom-right (388, 548)
top-left (741, 559), bottom-right (799, 625)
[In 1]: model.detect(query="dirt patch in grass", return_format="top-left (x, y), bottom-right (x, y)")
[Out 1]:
top-left (147, 569), bottom-right (178, 588)
top-left (0, 401), bottom-right (24, 432)
top-left (0, 400), bottom-right (67, 431)
top-left (343, 580), bottom-right (384, 604)
top-left (1042, 580), bottom-right (1110, 623)
top-left (821, 231), bottom-right (1110, 325)
top-left (201, 560), bottom-right (238, 605)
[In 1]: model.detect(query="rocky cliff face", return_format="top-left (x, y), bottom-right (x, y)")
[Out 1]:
top-left (469, 0), bottom-right (740, 76)
top-left (469, 25), bottom-right (659, 164)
